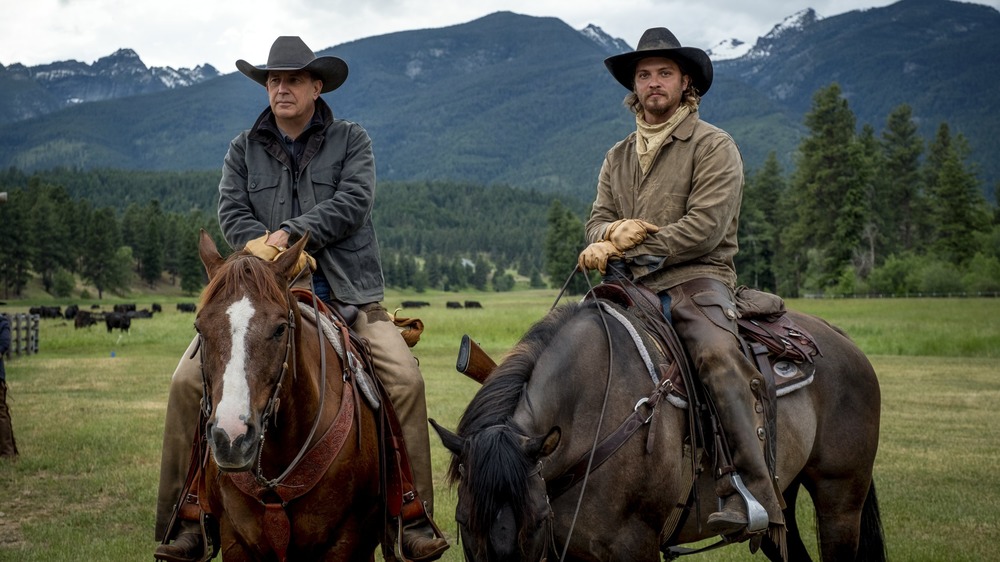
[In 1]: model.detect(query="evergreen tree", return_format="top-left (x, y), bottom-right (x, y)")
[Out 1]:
top-left (879, 104), bottom-right (924, 253)
top-left (544, 200), bottom-right (590, 295)
top-left (27, 184), bottom-right (74, 294)
top-left (161, 214), bottom-right (183, 286)
top-left (470, 255), bottom-right (491, 291)
top-left (737, 152), bottom-right (784, 291)
top-left (0, 189), bottom-right (33, 297)
top-left (424, 254), bottom-right (443, 289)
top-left (784, 83), bottom-right (867, 294)
top-left (138, 201), bottom-right (165, 287)
top-left (80, 207), bottom-right (126, 299)
top-left (529, 268), bottom-right (545, 288)
top-left (847, 124), bottom-right (879, 281)
top-left (179, 222), bottom-right (208, 296)
top-left (120, 203), bottom-right (147, 276)
top-left (924, 124), bottom-right (990, 265)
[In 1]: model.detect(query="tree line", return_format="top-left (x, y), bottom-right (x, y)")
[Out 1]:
top-left (0, 176), bottom-right (570, 299)
top-left (736, 84), bottom-right (998, 297)
top-left (1, 82), bottom-right (997, 301)
top-left (0, 181), bottom-right (222, 300)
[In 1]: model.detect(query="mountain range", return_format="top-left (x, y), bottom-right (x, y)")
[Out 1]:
top-left (0, 49), bottom-right (218, 123)
top-left (0, 0), bottom-right (997, 201)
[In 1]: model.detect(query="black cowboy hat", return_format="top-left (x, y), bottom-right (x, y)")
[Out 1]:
top-left (236, 36), bottom-right (348, 94)
top-left (604, 27), bottom-right (713, 96)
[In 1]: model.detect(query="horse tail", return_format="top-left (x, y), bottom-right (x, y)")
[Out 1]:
top-left (857, 481), bottom-right (887, 562)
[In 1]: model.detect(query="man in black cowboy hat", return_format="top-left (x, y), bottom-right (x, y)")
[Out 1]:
top-left (154, 36), bottom-right (448, 562)
top-left (578, 27), bottom-right (784, 542)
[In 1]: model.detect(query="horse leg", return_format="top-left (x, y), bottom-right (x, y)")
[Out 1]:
top-left (760, 478), bottom-right (813, 562)
top-left (804, 476), bottom-right (873, 562)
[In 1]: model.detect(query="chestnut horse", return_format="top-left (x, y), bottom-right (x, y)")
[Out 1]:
top-left (433, 299), bottom-right (884, 562)
top-left (194, 231), bottom-right (383, 561)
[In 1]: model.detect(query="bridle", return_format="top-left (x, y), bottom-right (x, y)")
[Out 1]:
top-left (197, 267), bottom-right (331, 488)
top-left (456, 458), bottom-right (554, 562)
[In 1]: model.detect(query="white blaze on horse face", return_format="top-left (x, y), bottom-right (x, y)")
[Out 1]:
top-left (215, 296), bottom-right (255, 440)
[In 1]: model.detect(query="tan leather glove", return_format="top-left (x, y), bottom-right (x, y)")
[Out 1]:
top-left (578, 240), bottom-right (622, 275)
top-left (605, 219), bottom-right (660, 252)
top-left (244, 232), bottom-right (282, 261)
top-left (276, 248), bottom-right (317, 277)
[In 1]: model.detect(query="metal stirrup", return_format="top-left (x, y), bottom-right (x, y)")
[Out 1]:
top-left (728, 473), bottom-right (769, 533)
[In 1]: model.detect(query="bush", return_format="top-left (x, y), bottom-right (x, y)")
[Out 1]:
top-left (51, 268), bottom-right (75, 298)
top-left (917, 259), bottom-right (964, 295)
top-left (962, 253), bottom-right (1000, 293)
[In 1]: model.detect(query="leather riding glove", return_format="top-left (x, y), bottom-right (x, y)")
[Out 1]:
top-left (605, 219), bottom-right (660, 252)
top-left (244, 232), bottom-right (282, 261)
top-left (578, 240), bottom-right (622, 275)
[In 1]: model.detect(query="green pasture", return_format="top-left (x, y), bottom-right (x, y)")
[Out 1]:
top-left (0, 292), bottom-right (997, 561)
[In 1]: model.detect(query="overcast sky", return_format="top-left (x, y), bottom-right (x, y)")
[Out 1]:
top-left (3, 0), bottom-right (998, 70)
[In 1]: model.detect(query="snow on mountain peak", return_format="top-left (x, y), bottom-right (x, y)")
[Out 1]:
top-left (707, 38), bottom-right (752, 61)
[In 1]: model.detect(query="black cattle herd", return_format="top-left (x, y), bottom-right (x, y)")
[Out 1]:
top-left (28, 302), bottom-right (198, 333)
top-left (25, 299), bottom-right (482, 334)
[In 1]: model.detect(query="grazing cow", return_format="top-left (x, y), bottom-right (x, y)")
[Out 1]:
top-left (74, 310), bottom-right (97, 329)
top-left (446, 301), bottom-right (463, 309)
top-left (401, 300), bottom-right (431, 308)
top-left (64, 304), bottom-right (80, 320)
top-left (464, 300), bottom-right (483, 309)
top-left (152, 303), bottom-right (162, 313)
top-left (105, 312), bottom-right (131, 333)
top-left (29, 306), bottom-right (62, 319)
top-left (114, 303), bottom-right (137, 314)
top-left (176, 303), bottom-right (196, 313)
top-left (128, 309), bottom-right (154, 319)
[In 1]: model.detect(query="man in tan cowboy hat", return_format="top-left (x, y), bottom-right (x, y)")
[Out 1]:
top-left (578, 27), bottom-right (785, 542)
top-left (154, 36), bottom-right (448, 562)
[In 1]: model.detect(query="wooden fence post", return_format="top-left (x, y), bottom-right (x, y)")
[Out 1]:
top-left (5, 313), bottom-right (40, 357)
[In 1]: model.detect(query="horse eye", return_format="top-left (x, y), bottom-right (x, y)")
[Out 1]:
top-left (273, 324), bottom-right (286, 339)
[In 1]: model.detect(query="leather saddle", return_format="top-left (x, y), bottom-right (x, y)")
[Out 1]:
top-left (587, 281), bottom-right (820, 402)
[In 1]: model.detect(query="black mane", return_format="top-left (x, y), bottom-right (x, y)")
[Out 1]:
top-left (449, 301), bottom-right (591, 555)
top-left (453, 301), bottom-right (586, 443)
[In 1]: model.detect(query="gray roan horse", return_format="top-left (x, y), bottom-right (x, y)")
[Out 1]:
top-left (432, 298), bottom-right (884, 561)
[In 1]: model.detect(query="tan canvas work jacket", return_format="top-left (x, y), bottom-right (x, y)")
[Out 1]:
top-left (585, 110), bottom-right (744, 293)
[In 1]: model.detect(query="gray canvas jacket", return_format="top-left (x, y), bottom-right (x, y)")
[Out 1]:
top-left (585, 110), bottom-right (744, 293)
top-left (218, 98), bottom-right (384, 305)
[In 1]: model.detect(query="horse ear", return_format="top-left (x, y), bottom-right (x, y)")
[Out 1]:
top-left (199, 229), bottom-right (226, 279)
top-left (524, 427), bottom-right (560, 459)
top-left (429, 418), bottom-right (464, 456)
top-left (272, 232), bottom-right (311, 279)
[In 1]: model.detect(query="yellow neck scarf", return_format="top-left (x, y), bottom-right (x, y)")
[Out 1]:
top-left (635, 104), bottom-right (691, 175)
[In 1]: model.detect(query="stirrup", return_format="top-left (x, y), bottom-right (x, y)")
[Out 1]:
top-left (726, 473), bottom-right (768, 533)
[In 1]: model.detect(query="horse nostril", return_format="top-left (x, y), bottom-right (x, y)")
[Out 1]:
top-left (211, 424), bottom-right (231, 446)
top-left (235, 424), bottom-right (258, 454)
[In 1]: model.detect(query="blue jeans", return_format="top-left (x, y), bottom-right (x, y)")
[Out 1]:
top-left (659, 292), bottom-right (673, 324)
top-left (311, 274), bottom-right (333, 304)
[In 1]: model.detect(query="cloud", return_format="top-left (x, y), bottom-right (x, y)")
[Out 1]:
top-left (3, 0), bottom-right (999, 70)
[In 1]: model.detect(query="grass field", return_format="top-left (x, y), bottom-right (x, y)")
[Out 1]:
top-left (0, 291), bottom-right (998, 561)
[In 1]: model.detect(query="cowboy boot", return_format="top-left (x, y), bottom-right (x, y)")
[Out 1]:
top-left (154, 520), bottom-right (205, 562)
top-left (704, 380), bottom-right (773, 537)
top-left (400, 504), bottom-right (449, 562)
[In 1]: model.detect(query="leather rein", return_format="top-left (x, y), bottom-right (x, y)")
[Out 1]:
top-left (537, 268), bottom-right (698, 561)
